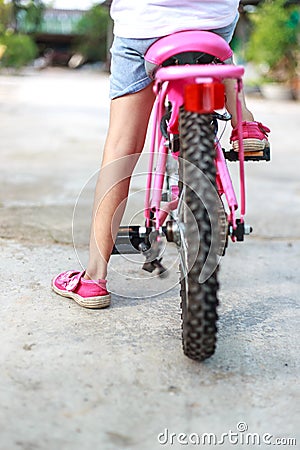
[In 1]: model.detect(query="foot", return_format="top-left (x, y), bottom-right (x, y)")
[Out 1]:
top-left (231, 121), bottom-right (270, 153)
top-left (52, 270), bottom-right (111, 309)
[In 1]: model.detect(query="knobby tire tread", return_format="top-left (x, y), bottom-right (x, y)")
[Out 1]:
top-left (179, 109), bottom-right (220, 361)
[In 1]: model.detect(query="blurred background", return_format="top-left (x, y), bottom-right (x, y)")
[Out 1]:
top-left (0, 0), bottom-right (111, 70)
top-left (1, 3), bottom-right (299, 449)
top-left (0, 0), bottom-right (299, 98)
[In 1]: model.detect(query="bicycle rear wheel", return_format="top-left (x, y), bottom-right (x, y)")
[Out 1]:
top-left (179, 108), bottom-right (222, 361)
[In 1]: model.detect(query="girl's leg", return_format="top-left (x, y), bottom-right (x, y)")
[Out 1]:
top-left (223, 78), bottom-right (254, 127)
top-left (85, 84), bottom-right (155, 281)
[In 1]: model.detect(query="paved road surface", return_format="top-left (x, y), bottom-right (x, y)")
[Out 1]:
top-left (0, 69), bottom-right (299, 450)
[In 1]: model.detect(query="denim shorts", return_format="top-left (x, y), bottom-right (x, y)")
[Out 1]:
top-left (109, 14), bottom-right (239, 99)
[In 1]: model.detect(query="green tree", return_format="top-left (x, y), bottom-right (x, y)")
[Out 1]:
top-left (246, 0), bottom-right (300, 82)
top-left (11, 0), bottom-right (45, 33)
top-left (0, 1), bottom-right (42, 68)
top-left (75, 4), bottom-right (110, 62)
top-left (22, 0), bottom-right (45, 33)
top-left (0, 31), bottom-right (38, 67)
top-left (0, 0), bottom-right (12, 34)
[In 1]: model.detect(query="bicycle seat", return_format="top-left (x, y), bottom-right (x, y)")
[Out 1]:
top-left (144, 30), bottom-right (233, 79)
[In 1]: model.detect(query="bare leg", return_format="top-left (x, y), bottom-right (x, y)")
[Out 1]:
top-left (224, 78), bottom-right (254, 127)
top-left (85, 85), bottom-right (155, 281)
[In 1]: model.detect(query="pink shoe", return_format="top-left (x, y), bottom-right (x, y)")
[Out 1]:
top-left (231, 121), bottom-right (270, 152)
top-left (52, 270), bottom-right (111, 309)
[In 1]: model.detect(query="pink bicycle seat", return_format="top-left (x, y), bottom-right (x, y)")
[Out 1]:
top-left (144, 30), bottom-right (233, 79)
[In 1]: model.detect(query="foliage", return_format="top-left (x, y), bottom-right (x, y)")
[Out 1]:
top-left (246, 0), bottom-right (300, 82)
top-left (0, 1), bottom-right (43, 68)
top-left (0, 31), bottom-right (38, 67)
top-left (0, 0), bottom-right (12, 34)
top-left (74, 4), bottom-right (109, 62)
top-left (11, 0), bottom-right (45, 33)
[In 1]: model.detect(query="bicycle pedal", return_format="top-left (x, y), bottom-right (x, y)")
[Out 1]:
top-left (223, 146), bottom-right (271, 162)
top-left (229, 220), bottom-right (253, 241)
top-left (244, 145), bottom-right (271, 161)
top-left (142, 258), bottom-right (168, 278)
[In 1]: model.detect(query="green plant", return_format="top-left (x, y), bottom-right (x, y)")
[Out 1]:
top-left (74, 4), bottom-right (109, 62)
top-left (10, 0), bottom-right (45, 32)
top-left (17, 0), bottom-right (45, 33)
top-left (246, 0), bottom-right (300, 83)
top-left (0, 31), bottom-right (37, 67)
top-left (0, 0), bottom-right (12, 34)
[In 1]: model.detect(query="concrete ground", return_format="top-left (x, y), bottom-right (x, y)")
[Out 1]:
top-left (0, 68), bottom-right (299, 450)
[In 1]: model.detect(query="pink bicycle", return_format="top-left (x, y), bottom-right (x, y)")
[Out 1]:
top-left (112, 30), bottom-right (270, 361)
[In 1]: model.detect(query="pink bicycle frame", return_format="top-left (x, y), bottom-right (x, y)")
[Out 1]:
top-left (144, 31), bottom-right (246, 240)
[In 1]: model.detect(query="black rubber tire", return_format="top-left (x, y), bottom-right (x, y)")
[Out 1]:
top-left (179, 108), bottom-right (220, 361)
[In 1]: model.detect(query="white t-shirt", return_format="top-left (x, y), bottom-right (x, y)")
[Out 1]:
top-left (111, 0), bottom-right (240, 38)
